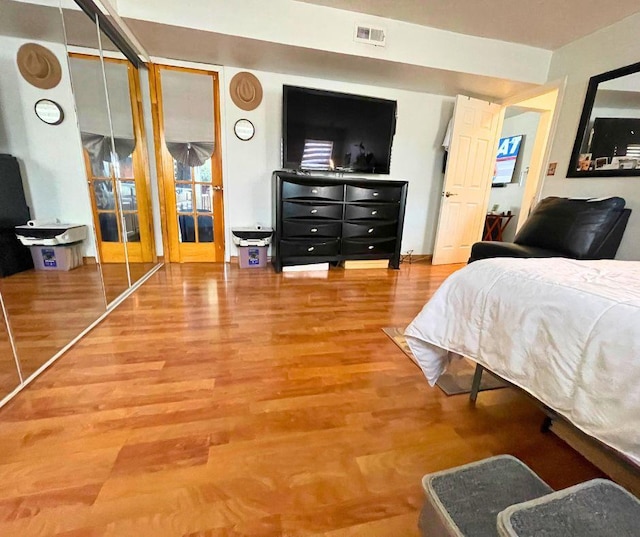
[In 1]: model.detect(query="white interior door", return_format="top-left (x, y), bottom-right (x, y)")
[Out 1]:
top-left (432, 95), bottom-right (504, 265)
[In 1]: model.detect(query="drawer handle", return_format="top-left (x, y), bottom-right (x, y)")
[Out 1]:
top-left (373, 192), bottom-right (379, 197)
top-left (311, 209), bottom-right (318, 214)
top-left (310, 228), bottom-right (318, 233)
top-left (368, 228), bottom-right (374, 233)
top-left (311, 189), bottom-right (318, 194)
top-left (307, 246), bottom-right (315, 252)
top-left (371, 210), bottom-right (378, 215)
top-left (368, 245), bottom-right (375, 250)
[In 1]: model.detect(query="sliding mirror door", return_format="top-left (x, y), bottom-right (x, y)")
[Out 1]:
top-left (103, 59), bottom-right (157, 284)
top-left (0, 294), bottom-right (20, 400)
top-left (0, 0), bottom-right (107, 380)
top-left (64, 10), bottom-right (159, 296)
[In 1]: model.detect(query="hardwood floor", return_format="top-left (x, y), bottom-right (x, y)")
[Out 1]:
top-left (0, 265), bottom-right (107, 383)
top-left (0, 262), bottom-right (602, 536)
top-left (0, 305), bottom-right (20, 399)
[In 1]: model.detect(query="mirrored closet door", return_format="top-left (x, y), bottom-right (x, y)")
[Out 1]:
top-left (0, 0), bottom-right (108, 381)
top-left (0, 0), bottom-right (162, 402)
top-left (64, 6), bottom-right (160, 293)
top-left (0, 294), bottom-right (20, 400)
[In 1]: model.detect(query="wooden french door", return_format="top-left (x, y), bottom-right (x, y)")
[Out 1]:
top-left (151, 65), bottom-right (225, 263)
top-left (72, 53), bottom-right (155, 264)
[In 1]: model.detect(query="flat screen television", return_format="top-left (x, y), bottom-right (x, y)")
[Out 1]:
top-left (282, 86), bottom-right (397, 174)
top-left (492, 134), bottom-right (524, 186)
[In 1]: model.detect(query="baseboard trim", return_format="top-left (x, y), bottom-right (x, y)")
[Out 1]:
top-left (401, 253), bottom-right (433, 264)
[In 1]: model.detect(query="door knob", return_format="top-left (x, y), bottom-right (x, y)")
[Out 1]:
top-left (444, 191), bottom-right (458, 197)
top-left (212, 185), bottom-right (223, 191)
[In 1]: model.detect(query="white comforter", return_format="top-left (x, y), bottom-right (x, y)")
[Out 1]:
top-left (405, 258), bottom-right (640, 465)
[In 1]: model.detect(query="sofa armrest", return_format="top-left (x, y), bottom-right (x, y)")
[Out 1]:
top-left (468, 241), bottom-right (568, 264)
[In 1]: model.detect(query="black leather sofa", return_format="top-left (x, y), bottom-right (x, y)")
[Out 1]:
top-left (469, 196), bottom-right (631, 263)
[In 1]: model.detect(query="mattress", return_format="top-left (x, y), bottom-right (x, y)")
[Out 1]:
top-left (404, 258), bottom-right (640, 465)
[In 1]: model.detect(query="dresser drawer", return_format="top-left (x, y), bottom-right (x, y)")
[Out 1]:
top-left (344, 203), bottom-right (399, 221)
top-left (342, 221), bottom-right (397, 239)
top-left (283, 221), bottom-right (342, 238)
top-left (283, 201), bottom-right (343, 220)
top-left (280, 239), bottom-right (340, 257)
top-left (342, 237), bottom-right (397, 256)
top-left (282, 181), bottom-right (343, 201)
top-left (346, 184), bottom-right (402, 203)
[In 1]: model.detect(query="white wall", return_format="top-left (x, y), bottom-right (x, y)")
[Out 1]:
top-left (488, 111), bottom-right (541, 242)
top-left (119, 0), bottom-right (551, 86)
top-left (543, 12), bottom-right (640, 260)
top-left (222, 66), bottom-right (454, 256)
top-left (0, 35), bottom-right (97, 256)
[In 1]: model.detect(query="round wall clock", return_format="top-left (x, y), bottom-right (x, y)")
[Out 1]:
top-left (234, 119), bottom-right (255, 141)
top-left (34, 99), bottom-right (64, 125)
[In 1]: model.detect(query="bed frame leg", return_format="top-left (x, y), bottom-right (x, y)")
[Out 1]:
top-left (470, 364), bottom-right (484, 404)
top-left (541, 416), bottom-right (553, 433)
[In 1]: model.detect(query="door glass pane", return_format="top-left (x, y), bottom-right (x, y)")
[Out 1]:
top-left (123, 213), bottom-right (140, 242)
top-left (176, 184), bottom-right (193, 212)
top-left (174, 160), bottom-right (191, 181)
top-left (93, 180), bottom-right (116, 210)
top-left (99, 213), bottom-right (120, 242)
top-left (198, 215), bottom-right (214, 242)
top-left (113, 150), bottom-right (135, 179)
top-left (193, 159), bottom-right (212, 182)
top-left (120, 181), bottom-right (137, 210)
top-left (196, 184), bottom-right (212, 213)
top-left (178, 215), bottom-right (196, 242)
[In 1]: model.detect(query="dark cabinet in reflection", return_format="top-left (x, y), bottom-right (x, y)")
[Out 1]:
top-left (0, 155), bottom-right (33, 277)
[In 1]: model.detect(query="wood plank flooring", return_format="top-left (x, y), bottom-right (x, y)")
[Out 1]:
top-left (0, 262), bottom-right (602, 536)
top-left (0, 265), bottom-right (107, 385)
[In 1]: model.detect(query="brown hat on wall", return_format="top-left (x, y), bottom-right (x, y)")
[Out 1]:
top-left (229, 71), bottom-right (263, 111)
top-left (17, 43), bottom-right (62, 90)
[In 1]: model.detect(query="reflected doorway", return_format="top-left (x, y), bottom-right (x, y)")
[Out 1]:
top-left (70, 54), bottom-right (156, 265)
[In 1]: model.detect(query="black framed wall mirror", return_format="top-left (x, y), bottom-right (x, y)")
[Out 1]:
top-left (568, 60), bottom-right (640, 177)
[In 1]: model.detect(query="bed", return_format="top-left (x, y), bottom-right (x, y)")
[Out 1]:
top-left (404, 257), bottom-right (640, 466)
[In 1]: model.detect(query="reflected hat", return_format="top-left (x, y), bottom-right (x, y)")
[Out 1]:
top-left (17, 43), bottom-right (62, 90)
top-left (229, 71), bottom-right (263, 111)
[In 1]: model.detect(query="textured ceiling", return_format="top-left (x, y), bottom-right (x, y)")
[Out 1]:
top-left (296, 0), bottom-right (640, 50)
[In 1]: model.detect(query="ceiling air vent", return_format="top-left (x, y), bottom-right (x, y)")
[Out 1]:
top-left (354, 24), bottom-right (386, 47)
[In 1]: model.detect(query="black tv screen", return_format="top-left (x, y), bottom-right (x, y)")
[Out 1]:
top-left (283, 86), bottom-right (397, 174)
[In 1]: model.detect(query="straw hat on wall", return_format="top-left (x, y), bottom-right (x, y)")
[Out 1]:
top-left (229, 72), bottom-right (263, 111)
top-left (17, 43), bottom-right (62, 90)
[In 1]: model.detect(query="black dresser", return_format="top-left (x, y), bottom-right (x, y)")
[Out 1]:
top-left (272, 171), bottom-right (408, 272)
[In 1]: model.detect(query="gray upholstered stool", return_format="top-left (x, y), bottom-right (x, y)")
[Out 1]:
top-left (497, 478), bottom-right (640, 537)
top-left (419, 455), bottom-right (553, 537)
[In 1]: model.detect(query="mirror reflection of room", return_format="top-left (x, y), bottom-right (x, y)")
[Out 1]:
top-left (0, 0), bottom-right (109, 380)
top-left (0, 0), bottom-right (161, 388)
top-left (577, 71), bottom-right (640, 172)
top-left (68, 51), bottom-right (157, 288)
top-left (63, 4), bottom-right (159, 294)
top-left (0, 298), bottom-right (21, 401)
